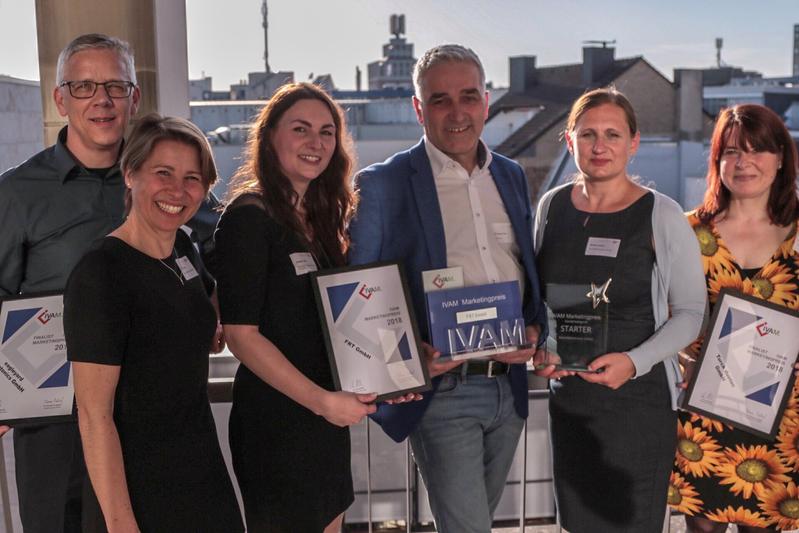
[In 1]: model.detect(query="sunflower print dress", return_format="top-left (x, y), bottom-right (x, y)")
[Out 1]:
top-left (670, 211), bottom-right (799, 529)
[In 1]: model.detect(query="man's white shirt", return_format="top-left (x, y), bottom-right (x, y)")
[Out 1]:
top-left (424, 137), bottom-right (525, 292)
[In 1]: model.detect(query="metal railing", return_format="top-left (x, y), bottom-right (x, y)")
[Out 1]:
top-left (0, 369), bottom-right (556, 533)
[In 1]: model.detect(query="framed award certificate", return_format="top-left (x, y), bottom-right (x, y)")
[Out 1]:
top-left (684, 289), bottom-right (799, 439)
top-left (0, 292), bottom-right (75, 425)
top-left (312, 262), bottom-right (431, 401)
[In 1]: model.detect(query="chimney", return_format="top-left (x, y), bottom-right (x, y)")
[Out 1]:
top-left (581, 46), bottom-right (615, 86)
top-left (673, 69), bottom-right (704, 142)
top-left (509, 56), bottom-right (537, 94)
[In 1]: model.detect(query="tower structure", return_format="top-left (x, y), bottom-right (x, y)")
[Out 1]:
top-left (262, 0), bottom-right (271, 73)
top-left (367, 14), bottom-right (415, 91)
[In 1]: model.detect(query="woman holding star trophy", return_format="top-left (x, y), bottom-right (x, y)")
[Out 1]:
top-left (533, 87), bottom-right (706, 532)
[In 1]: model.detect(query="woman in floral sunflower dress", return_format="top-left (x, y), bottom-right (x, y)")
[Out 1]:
top-left (670, 104), bottom-right (799, 532)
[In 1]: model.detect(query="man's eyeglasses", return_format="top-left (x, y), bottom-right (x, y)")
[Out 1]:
top-left (58, 80), bottom-right (135, 99)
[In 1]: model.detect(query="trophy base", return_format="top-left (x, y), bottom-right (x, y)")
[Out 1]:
top-left (535, 363), bottom-right (603, 373)
top-left (440, 342), bottom-right (533, 362)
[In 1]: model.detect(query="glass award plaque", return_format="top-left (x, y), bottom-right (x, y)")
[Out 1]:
top-left (425, 280), bottom-right (526, 361)
top-left (542, 280), bottom-right (610, 372)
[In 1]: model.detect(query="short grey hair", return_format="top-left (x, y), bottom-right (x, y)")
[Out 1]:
top-left (412, 44), bottom-right (485, 98)
top-left (56, 33), bottom-right (136, 86)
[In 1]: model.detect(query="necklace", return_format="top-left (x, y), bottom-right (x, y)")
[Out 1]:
top-left (158, 249), bottom-right (184, 286)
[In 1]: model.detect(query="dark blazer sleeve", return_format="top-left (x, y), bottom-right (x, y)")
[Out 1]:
top-left (348, 169), bottom-right (384, 266)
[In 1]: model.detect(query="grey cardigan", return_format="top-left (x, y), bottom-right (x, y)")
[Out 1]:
top-left (534, 183), bottom-right (707, 409)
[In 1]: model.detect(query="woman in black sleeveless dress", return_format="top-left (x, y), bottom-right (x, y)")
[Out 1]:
top-left (534, 88), bottom-right (706, 532)
top-left (65, 115), bottom-right (243, 532)
top-left (214, 83), bottom-right (376, 533)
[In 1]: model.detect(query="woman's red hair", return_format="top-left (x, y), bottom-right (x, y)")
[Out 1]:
top-left (698, 104), bottom-right (798, 225)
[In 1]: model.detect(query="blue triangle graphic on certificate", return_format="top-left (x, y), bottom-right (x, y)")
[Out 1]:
top-left (719, 308), bottom-right (761, 340)
top-left (327, 282), bottom-right (360, 322)
top-left (3, 308), bottom-right (41, 343)
top-left (746, 382), bottom-right (780, 406)
top-left (39, 361), bottom-right (70, 389)
top-left (398, 332), bottom-right (412, 361)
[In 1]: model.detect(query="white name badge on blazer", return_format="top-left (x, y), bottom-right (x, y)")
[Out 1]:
top-left (585, 237), bottom-right (621, 258)
top-left (289, 252), bottom-right (317, 275)
top-left (176, 256), bottom-right (199, 281)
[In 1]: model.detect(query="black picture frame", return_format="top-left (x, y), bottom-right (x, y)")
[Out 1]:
top-left (311, 261), bottom-right (431, 402)
top-left (0, 291), bottom-right (75, 426)
top-left (683, 288), bottom-right (799, 439)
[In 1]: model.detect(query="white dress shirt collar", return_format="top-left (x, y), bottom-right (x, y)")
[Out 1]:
top-left (423, 136), bottom-right (493, 179)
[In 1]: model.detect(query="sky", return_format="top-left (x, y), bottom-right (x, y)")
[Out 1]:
top-left (0, 1), bottom-right (797, 90)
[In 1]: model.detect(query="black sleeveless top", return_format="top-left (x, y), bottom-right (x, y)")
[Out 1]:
top-left (538, 185), bottom-right (656, 353)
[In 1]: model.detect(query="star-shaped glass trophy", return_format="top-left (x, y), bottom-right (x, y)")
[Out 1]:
top-left (538, 279), bottom-right (611, 372)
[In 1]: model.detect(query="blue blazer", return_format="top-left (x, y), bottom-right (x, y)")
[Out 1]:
top-left (348, 139), bottom-right (547, 442)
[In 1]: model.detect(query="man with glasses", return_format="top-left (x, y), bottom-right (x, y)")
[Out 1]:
top-left (0, 33), bottom-right (139, 532)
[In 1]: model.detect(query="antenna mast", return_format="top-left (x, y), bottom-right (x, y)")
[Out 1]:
top-left (262, 0), bottom-right (271, 73)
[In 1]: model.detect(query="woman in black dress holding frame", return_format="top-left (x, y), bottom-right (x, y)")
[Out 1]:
top-left (214, 82), bottom-right (377, 533)
top-left (65, 114), bottom-right (242, 532)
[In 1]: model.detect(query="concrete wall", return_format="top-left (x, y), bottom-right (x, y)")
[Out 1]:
top-left (0, 77), bottom-right (44, 174)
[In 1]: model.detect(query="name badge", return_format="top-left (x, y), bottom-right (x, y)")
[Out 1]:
top-left (585, 237), bottom-right (621, 258)
top-left (175, 256), bottom-right (199, 281)
top-left (422, 266), bottom-right (464, 292)
top-left (492, 222), bottom-right (514, 244)
top-left (289, 252), bottom-right (317, 275)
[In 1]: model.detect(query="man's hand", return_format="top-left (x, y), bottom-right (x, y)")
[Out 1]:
top-left (492, 325), bottom-right (539, 365)
top-left (578, 352), bottom-right (636, 389)
top-left (423, 342), bottom-right (463, 377)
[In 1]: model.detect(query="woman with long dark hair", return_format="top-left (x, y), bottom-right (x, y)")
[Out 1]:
top-left (214, 82), bottom-right (375, 532)
top-left (671, 104), bottom-right (799, 532)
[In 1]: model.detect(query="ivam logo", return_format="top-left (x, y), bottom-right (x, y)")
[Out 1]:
top-left (37, 309), bottom-right (62, 324)
top-left (358, 284), bottom-right (381, 299)
top-left (756, 322), bottom-right (780, 337)
top-left (433, 274), bottom-right (455, 289)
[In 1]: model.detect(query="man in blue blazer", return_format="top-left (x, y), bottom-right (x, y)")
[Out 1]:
top-left (349, 44), bottom-right (547, 533)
